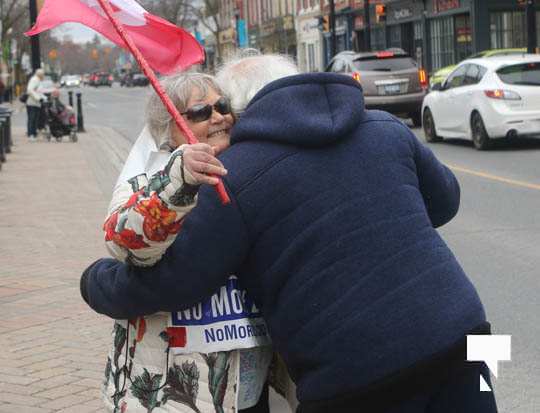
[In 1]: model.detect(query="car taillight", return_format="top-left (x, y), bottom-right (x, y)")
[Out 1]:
top-left (376, 51), bottom-right (394, 58)
top-left (352, 72), bottom-right (361, 82)
top-left (484, 90), bottom-right (521, 100)
top-left (108, 75), bottom-right (113, 81)
top-left (418, 69), bottom-right (428, 90)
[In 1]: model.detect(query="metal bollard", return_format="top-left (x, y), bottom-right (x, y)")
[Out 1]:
top-left (68, 90), bottom-right (74, 107)
top-left (76, 92), bottom-right (85, 133)
top-left (0, 108), bottom-right (11, 153)
top-left (0, 119), bottom-right (6, 164)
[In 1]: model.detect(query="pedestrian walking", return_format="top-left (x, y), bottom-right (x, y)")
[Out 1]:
top-left (82, 54), bottom-right (497, 413)
top-left (97, 72), bottom-right (272, 413)
top-left (25, 68), bottom-right (46, 142)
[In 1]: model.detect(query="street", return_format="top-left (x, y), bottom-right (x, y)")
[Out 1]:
top-left (6, 83), bottom-right (540, 412)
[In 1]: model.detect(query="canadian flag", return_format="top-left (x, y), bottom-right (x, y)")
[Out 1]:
top-left (26, 0), bottom-right (204, 74)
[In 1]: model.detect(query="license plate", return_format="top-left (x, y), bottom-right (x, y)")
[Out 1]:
top-left (384, 84), bottom-right (401, 95)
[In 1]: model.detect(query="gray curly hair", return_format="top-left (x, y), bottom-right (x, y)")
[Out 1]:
top-left (146, 72), bottom-right (224, 147)
top-left (216, 54), bottom-right (299, 114)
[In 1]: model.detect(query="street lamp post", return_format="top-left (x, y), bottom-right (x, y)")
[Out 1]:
top-left (526, 0), bottom-right (538, 54)
top-left (329, 0), bottom-right (337, 58)
top-left (29, 0), bottom-right (41, 70)
top-left (364, 0), bottom-right (371, 52)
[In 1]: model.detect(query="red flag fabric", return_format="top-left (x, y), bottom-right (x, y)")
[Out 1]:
top-left (25, 0), bottom-right (204, 74)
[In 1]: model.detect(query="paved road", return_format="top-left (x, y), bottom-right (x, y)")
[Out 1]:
top-left (10, 84), bottom-right (540, 411)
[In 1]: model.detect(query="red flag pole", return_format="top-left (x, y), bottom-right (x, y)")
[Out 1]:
top-left (96, 0), bottom-right (230, 205)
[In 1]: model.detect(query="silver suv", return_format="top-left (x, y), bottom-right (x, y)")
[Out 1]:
top-left (325, 49), bottom-right (428, 126)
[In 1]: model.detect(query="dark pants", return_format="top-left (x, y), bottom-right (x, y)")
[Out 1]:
top-left (239, 381), bottom-right (270, 413)
top-left (26, 105), bottom-right (40, 137)
top-left (297, 363), bottom-right (497, 413)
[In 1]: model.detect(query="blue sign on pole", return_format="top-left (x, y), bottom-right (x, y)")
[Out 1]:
top-left (237, 19), bottom-right (248, 48)
top-left (194, 30), bottom-right (205, 46)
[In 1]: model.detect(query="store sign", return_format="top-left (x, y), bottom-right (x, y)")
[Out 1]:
top-left (301, 18), bottom-right (320, 33)
top-left (393, 8), bottom-right (413, 20)
top-left (434, 0), bottom-right (460, 13)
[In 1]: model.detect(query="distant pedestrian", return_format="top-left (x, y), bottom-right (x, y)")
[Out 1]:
top-left (25, 68), bottom-right (46, 142)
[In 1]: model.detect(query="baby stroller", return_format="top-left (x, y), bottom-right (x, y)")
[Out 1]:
top-left (42, 98), bottom-right (78, 143)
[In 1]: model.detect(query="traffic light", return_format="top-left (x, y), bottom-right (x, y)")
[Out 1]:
top-left (91, 49), bottom-right (99, 60)
top-left (376, 4), bottom-right (387, 24)
top-left (321, 15), bottom-right (330, 32)
top-left (48, 49), bottom-right (57, 60)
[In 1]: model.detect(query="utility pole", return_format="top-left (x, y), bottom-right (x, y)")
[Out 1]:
top-left (329, 0), bottom-right (337, 58)
top-left (29, 0), bottom-right (41, 71)
top-left (364, 0), bottom-right (371, 52)
top-left (526, 0), bottom-right (537, 54)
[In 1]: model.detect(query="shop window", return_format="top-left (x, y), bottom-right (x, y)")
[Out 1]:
top-left (308, 44), bottom-right (316, 72)
top-left (430, 16), bottom-right (455, 71)
top-left (414, 21), bottom-right (424, 65)
top-left (537, 12), bottom-right (540, 50)
top-left (371, 26), bottom-right (386, 51)
top-left (490, 11), bottom-right (526, 49)
top-left (387, 25), bottom-right (401, 49)
top-left (455, 15), bottom-right (472, 62)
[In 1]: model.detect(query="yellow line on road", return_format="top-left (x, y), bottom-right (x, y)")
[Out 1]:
top-left (446, 163), bottom-right (540, 191)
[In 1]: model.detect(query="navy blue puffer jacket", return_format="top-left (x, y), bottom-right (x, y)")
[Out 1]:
top-left (81, 73), bottom-right (485, 402)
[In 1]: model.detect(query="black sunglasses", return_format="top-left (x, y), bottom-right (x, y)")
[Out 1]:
top-left (181, 97), bottom-right (232, 123)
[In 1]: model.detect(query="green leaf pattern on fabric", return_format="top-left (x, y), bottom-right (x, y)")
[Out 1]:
top-left (130, 368), bottom-right (164, 412)
top-left (202, 352), bottom-right (231, 413)
top-left (162, 361), bottom-right (201, 413)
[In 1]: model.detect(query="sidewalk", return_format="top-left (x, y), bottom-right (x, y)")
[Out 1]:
top-left (0, 125), bottom-right (131, 412)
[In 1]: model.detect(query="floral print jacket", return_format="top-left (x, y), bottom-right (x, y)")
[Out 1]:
top-left (102, 146), bottom-right (272, 412)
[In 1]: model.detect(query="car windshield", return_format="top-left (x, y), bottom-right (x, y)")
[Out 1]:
top-left (352, 57), bottom-right (417, 72)
top-left (497, 62), bottom-right (540, 86)
top-left (67, 76), bottom-right (78, 80)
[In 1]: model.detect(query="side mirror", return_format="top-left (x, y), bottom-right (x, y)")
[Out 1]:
top-left (431, 82), bottom-right (443, 91)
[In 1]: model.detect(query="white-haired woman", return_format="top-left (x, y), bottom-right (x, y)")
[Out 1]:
top-left (101, 72), bottom-right (272, 413)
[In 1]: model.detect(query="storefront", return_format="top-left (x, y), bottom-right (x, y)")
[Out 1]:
top-left (385, 1), bottom-right (425, 61)
top-left (322, 11), bottom-right (354, 66)
top-left (297, 11), bottom-right (324, 72)
top-left (482, 0), bottom-right (540, 50)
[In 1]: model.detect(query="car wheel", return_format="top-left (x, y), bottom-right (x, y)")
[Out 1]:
top-left (410, 111), bottom-right (422, 128)
top-left (471, 112), bottom-right (491, 150)
top-left (423, 108), bottom-right (442, 143)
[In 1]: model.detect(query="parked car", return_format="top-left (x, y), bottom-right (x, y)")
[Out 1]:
top-left (430, 48), bottom-right (527, 88)
top-left (64, 75), bottom-right (81, 88)
top-left (82, 73), bottom-right (91, 86)
top-left (422, 54), bottom-right (540, 150)
top-left (325, 49), bottom-right (428, 126)
top-left (120, 72), bottom-right (133, 87)
top-left (132, 73), bottom-right (149, 86)
top-left (90, 72), bottom-right (113, 87)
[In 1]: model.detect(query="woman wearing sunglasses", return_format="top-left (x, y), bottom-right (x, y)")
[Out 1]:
top-left (100, 72), bottom-right (272, 413)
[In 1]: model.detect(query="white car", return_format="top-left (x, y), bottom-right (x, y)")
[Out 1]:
top-left (422, 55), bottom-right (540, 150)
top-left (64, 75), bottom-right (81, 88)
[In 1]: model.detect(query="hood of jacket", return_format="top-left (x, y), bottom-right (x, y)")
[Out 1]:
top-left (231, 73), bottom-right (366, 148)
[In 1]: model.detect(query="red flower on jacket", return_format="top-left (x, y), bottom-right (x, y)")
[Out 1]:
top-left (135, 192), bottom-right (182, 242)
top-left (103, 211), bottom-right (148, 250)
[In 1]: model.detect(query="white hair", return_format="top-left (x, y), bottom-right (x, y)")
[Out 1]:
top-left (216, 54), bottom-right (299, 114)
top-left (145, 72), bottom-right (223, 147)
top-left (35, 68), bottom-right (45, 77)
